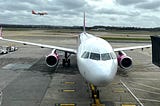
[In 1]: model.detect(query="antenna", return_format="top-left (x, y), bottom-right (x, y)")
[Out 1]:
top-left (83, 12), bottom-right (86, 32)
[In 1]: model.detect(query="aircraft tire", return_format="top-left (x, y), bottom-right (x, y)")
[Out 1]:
top-left (67, 59), bottom-right (70, 67)
top-left (62, 59), bottom-right (66, 67)
top-left (62, 59), bottom-right (70, 67)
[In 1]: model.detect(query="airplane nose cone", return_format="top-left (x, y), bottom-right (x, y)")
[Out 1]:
top-left (78, 58), bottom-right (117, 87)
top-left (93, 68), bottom-right (113, 86)
top-left (90, 61), bottom-right (117, 86)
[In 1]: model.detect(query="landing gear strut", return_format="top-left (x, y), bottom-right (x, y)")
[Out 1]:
top-left (62, 52), bottom-right (71, 67)
top-left (90, 84), bottom-right (100, 99)
top-left (90, 84), bottom-right (103, 105)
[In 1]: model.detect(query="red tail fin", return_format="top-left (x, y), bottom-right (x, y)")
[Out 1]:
top-left (32, 10), bottom-right (36, 14)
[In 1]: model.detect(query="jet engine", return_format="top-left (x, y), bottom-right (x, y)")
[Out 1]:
top-left (117, 51), bottom-right (132, 69)
top-left (45, 50), bottom-right (59, 67)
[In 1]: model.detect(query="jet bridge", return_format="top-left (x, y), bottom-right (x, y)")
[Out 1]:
top-left (151, 35), bottom-right (160, 67)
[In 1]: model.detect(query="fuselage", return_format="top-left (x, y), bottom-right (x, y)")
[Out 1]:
top-left (77, 32), bottom-right (117, 86)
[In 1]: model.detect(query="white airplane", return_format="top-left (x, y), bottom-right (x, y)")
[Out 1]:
top-left (0, 13), bottom-right (151, 87)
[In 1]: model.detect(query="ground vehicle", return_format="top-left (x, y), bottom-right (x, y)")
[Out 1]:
top-left (0, 46), bottom-right (8, 54)
top-left (6, 46), bottom-right (18, 52)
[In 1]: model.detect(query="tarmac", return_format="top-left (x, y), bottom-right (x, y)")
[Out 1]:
top-left (0, 35), bottom-right (160, 106)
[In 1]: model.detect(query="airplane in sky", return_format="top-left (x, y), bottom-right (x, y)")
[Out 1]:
top-left (32, 10), bottom-right (48, 16)
top-left (0, 13), bottom-right (151, 87)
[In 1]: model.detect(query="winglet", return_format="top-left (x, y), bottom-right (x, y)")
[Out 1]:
top-left (0, 26), bottom-right (3, 39)
top-left (83, 12), bottom-right (86, 33)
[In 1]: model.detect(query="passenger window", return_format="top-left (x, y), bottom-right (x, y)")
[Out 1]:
top-left (81, 51), bottom-right (90, 59)
top-left (110, 52), bottom-right (117, 59)
top-left (101, 53), bottom-right (111, 60)
top-left (90, 53), bottom-right (100, 60)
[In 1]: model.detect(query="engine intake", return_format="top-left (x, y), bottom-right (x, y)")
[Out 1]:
top-left (45, 50), bottom-right (59, 67)
top-left (117, 51), bottom-right (132, 69)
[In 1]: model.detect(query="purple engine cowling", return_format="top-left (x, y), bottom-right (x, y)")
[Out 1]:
top-left (117, 51), bottom-right (132, 69)
top-left (45, 50), bottom-right (59, 67)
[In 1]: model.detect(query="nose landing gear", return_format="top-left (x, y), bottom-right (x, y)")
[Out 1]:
top-left (89, 84), bottom-right (104, 106)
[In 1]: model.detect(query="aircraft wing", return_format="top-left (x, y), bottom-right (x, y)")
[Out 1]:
top-left (114, 45), bottom-right (151, 52)
top-left (0, 37), bottom-right (77, 54)
top-left (0, 37), bottom-right (151, 53)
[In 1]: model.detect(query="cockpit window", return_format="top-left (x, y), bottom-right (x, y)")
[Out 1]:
top-left (101, 53), bottom-right (111, 60)
top-left (90, 53), bottom-right (100, 60)
top-left (81, 51), bottom-right (90, 59)
top-left (110, 52), bottom-right (117, 59)
top-left (82, 51), bottom-right (116, 61)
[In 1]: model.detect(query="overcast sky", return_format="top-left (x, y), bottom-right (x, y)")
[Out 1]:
top-left (0, 0), bottom-right (160, 28)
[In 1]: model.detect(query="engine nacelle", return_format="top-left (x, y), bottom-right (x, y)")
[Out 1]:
top-left (45, 50), bottom-right (59, 67)
top-left (117, 51), bottom-right (132, 69)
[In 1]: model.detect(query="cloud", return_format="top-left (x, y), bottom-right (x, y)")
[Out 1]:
top-left (116, 0), bottom-right (147, 5)
top-left (97, 8), bottom-right (128, 16)
top-left (109, 17), bottom-right (117, 21)
top-left (0, 0), bottom-right (159, 27)
top-left (135, 1), bottom-right (160, 10)
top-left (54, 0), bottom-right (87, 10)
top-left (96, 8), bottom-right (140, 17)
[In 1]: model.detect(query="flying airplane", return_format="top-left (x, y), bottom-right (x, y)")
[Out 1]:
top-left (32, 10), bottom-right (48, 16)
top-left (0, 13), bottom-right (151, 87)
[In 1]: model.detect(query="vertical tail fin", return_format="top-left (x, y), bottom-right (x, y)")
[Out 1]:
top-left (32, 10), bottom-right (36, 14)
top-left (83, 12), bottom-right (86, 33)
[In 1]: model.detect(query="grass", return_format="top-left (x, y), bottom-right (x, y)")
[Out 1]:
top-left (107, 30), bottom-right (160, 35)
top-left (101, 36), bottom-right (151, 41)
top-left (2, 28), bottom-right (153, 41)
top-left (3, 28), bottom-right (160, 35)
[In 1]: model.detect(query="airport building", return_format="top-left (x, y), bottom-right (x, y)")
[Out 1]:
top-left (151, 35), bottom-right (160, 67)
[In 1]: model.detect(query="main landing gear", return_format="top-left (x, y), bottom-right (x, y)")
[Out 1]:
top-left (62, 52), bottom-right (71, 67)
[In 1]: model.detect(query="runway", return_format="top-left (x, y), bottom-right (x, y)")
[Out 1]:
top-left (0, 32), bottom-right (160, 106)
